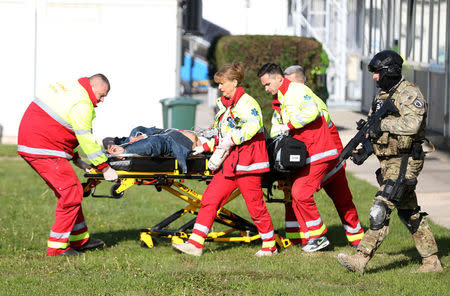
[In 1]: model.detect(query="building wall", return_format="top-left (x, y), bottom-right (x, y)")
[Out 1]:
top-left (0, 0), bottom-right (178, 144)
top-left (202, 0), bottom-right (292, 36)
top-left (360, 0), bottom-right (450, 145)
top-left (0, 1), bottom-right (36, 144)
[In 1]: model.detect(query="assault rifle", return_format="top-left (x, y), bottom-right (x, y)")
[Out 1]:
top-left (336, 98), bottom-right (398, 167)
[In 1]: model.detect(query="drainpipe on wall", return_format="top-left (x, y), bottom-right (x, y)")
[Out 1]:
top-left (175, 0), bottom-right (183, 97)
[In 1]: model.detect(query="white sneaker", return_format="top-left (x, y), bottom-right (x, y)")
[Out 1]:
top-left (172, 242), bottom-right (203, 256)
top-left (255, 249), bottom-right (279, 257)
top-left (301, 236), bottom-right (330, 252)
top-left (208, 146), bottom-right (230, 171)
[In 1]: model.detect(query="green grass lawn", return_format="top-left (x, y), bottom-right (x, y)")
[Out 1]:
top-left (0, 144), bottom-right (19, 157)
top-left (0, 145), bottom-right (448, 295)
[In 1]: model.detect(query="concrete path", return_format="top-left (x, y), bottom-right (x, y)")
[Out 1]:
top-left (194, 93), bottom-right (450, 229)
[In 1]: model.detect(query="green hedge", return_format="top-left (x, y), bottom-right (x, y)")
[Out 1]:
top-left (211, 35), bottom-right (328, 129)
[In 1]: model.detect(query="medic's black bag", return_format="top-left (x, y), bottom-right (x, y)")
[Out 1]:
top-left (267, 135), bottom-right (308, 173)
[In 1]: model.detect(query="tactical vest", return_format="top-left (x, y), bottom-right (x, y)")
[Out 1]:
top-left (371, 80), bottom-right (426, 157)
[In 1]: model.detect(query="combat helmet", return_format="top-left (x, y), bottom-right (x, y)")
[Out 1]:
top-left (368, 50), bottom-right (403, 91)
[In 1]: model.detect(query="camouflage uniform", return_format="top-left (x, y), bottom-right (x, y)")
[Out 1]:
top-left (356, 79), bottom-right (440, 268)
top-left (338, 49), bottom-right (443, 273)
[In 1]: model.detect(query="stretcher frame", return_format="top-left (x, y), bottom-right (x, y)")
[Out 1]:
top-left (83, 155), bottom-right (291, 249)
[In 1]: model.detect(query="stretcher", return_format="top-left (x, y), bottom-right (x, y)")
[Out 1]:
top-left (83, 154), bottom-right (292, 249)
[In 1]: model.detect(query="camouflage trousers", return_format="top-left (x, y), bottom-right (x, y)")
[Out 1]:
top-left (358, 156), bottom-right (439, 258)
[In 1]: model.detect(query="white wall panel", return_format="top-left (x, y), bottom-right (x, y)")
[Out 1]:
top-left (0, 1), bottom-right (36, 143)
top-left (202, 0), bottom-right (291, 35)
top-left (0, 0), bottom-right (178, 143)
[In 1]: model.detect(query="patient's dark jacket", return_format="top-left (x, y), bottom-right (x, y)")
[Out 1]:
top-left (114, 126), bottom-right (193, 173)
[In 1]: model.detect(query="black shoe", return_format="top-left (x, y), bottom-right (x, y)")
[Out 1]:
top-left (61, 248), bottom-right (81, 256)
top-left (76, 238), bottom-right (105, 252)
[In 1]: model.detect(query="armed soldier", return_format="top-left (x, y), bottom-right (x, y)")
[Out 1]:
top-left (337, 50), bottom-right (443, 273)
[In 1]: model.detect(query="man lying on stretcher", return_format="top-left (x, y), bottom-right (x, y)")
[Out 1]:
top-left (103, 126), bottom-right (204, 173)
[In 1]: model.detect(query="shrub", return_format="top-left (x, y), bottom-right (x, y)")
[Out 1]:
top-left (211, 35), bottom-right (328, 128)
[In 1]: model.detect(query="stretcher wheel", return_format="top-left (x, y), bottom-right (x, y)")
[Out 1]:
top-left (81, 182), bottom-right (93, 197)
top-left (140, 239), bottom-right (157, 248)
top-left (140, 232), bottom-right (155, 248)
top-left (110, 183), bottom-right (125, 198)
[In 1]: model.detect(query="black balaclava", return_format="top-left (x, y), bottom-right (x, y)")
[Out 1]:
top-left (377, 70), bottom-right (401, 92)
top-left (368, 50), bottom-right (403, 92)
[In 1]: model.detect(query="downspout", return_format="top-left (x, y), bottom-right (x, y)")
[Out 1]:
top-left (175, 0), bottom-right (183, 97)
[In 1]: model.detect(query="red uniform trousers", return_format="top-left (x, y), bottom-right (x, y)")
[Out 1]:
top-left (321, 163), bottom-right (364, 245)
top-left (22, 156), bottom-right (90, 255)
top-left (289, 161), bottom-right (331, 245)
top-left (285, 160), bottom-right (364, 246)
top-left (188, 170), bottom-right (276, 251)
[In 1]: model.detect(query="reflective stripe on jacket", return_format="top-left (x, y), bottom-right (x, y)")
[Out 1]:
top-left (18, 78), bottom-right (107, 166)
top-left (307, 90), bottom-right (343, 152)
top-left (270, 79), bottom-right (338, 165)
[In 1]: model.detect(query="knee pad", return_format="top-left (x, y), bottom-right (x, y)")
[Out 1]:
top-left (398, 206), bottom-right (427, 234)
top-left (369, 200), bottom-right (390, 230)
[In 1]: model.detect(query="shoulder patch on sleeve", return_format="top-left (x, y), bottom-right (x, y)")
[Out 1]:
top-left (413, 98), bottom-right (424, 108)
top-left (399, 86), bottom-right (422, 106)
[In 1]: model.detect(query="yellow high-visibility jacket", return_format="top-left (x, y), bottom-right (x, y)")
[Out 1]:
top-left (270, 79), bottom-right (338, 165)
top-left (202, 87), bottom-right (270, 175)
top-left (18, 77), bottom-right (108, 168)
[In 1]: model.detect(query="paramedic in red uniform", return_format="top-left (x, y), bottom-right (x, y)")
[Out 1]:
top-left (172, 63), bottom-right (277, 257)
top-left (258, 63), bottom-right (338, 252)
top-left (17, 74), bottom-right (118, 256)
top-left (283, 65), bottom-right (364, 247)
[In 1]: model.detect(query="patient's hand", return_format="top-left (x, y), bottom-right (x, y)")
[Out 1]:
top-left (108, 145), bottom-right (125, 155)
top-left (129, 135), bottom-right (146, 143)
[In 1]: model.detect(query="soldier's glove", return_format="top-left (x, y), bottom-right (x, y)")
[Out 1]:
top-left (102, 166), bottom-right (118, 181)
top-left (368, 118), bottom-right (383, 140)
top-left (351, 147), bottom-right (370, 165)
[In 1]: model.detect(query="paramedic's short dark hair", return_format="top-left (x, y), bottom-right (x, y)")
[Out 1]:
top-left (257, 63), bottom-right (283, 78)
top-left (284, 65), bottom-right (306, 83)
top-left (89, 73), bottom-right (110, 91)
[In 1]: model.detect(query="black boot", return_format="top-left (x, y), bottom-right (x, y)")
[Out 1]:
top-left (76, 238), bottom-right (105, 252)
top-left (61, 248), bottom-right (81, 256)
